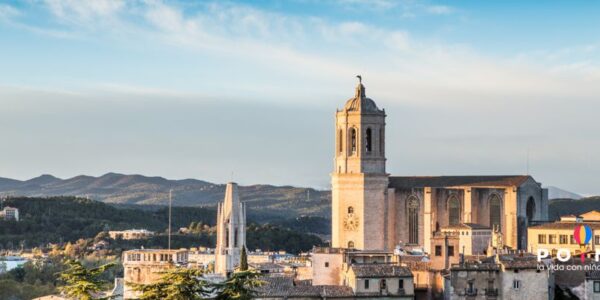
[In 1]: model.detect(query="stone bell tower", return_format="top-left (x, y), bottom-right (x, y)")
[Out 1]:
top-left (331, 76), bottom-right (390, 251)
top-left (215, 182), bottom-right (246, 275)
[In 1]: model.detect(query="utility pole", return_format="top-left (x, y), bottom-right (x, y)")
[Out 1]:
top-left (168, 189), bottom-right (172, 250)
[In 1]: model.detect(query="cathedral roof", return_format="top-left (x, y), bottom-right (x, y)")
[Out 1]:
top-left (342, 78), bottom-right (382, 113)
top-left (388, 175), bottom-right (533, 189)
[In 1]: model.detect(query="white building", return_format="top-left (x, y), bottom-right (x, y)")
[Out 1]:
top-left (0, 206), bottom-right (19, 221)
top-left (214, 182), bottom-right (246, 276)
top-left (108, 229), bottom-right (154, 240)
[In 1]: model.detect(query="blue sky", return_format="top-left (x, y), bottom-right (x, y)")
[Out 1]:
top-left (1, 0), bottom-right (599, 195)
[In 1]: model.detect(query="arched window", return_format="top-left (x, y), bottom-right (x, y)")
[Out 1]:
top-left (526, 197), bottom-right (536, 222)
top-left (407, 196), bottom-right (419, 244)
top-left (489, 194), bottom-right (502, 230)
top-left (448, 196), bottom-right (461, 225)
top-left (348, 241), bottom-right (355, 248)
top-left (347, 206), bottom-right (354, 214)
top-left (365, 128), bottom-right (372, 153)
top-left (349, 128), bottom-right (357, 155)
top-left (338, 129), bottom-right (343, 154)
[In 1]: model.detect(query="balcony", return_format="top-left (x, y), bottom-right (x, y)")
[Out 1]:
top-left (464, 288), bottom-right (478, 296)
top-left (485, 288), bottom-right (498, 296)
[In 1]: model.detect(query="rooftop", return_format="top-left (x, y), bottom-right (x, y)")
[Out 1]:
top-left (256, 276), bottom-right (354, 298)
top-left (529, 222), bottom-right (600, 230)
top-left (389, 175), bottom-right (533, 189)
top-left (443, 223), bottom-right (491, 230)
top-left (350, 264), bottom-right (413, 278)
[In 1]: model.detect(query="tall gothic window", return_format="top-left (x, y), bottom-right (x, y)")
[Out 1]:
top-left (448, 196), bottom-right (461, 225)
top-left (407, 196), bottom-right (419, 244)
top-left (365, 128), bottom-right (372, 153)
top-left (489, 194), bottom-right (502, 230)
top-left (350, 128), bottom-right (357, 155)
top-left (338, 129), bottom-right (343, 154)
top-left (526, 197), bottom-right (536, 222)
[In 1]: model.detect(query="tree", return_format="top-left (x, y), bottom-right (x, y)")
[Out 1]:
top-left (131, 268), bottom-right (208, 300)
top-left (212, 270), bottom-right (263, 300)
top-left (239, 247), bottom-right (248, 271)
top-left (57, 259), bottom-right (116, 300)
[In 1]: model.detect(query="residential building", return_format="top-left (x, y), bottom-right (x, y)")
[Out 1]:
top-left (0, 206), bottom-right (19, 221)
top-left (447, 254), bottom-right (553, 300)
top-left (108, 229), bottom-right (154, 240)
top-left (441, 223), bottom-right (492, 256)
top-left (527, 213), bottom-right (600, 255)
top-left (122, 249), bottom-right (188, 299)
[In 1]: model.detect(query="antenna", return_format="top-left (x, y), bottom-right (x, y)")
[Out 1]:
top-left (168, 189), bottom-right (173, 250)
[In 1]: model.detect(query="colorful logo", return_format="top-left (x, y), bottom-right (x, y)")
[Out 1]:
top-left (574, 224), bottom-right (592, 263)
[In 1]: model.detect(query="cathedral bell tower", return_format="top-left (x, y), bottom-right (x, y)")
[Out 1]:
top-left (331, 76), bottom-right (390, 251)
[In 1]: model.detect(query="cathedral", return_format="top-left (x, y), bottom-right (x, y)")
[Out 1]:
top-left (331, 78), bottom-right (548, 253)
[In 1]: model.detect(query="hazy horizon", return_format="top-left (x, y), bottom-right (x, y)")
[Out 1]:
top-left (1, 1), bottom-right (599, 195)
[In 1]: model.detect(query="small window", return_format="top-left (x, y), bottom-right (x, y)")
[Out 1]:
top-left (513, 280), bottom-right (521, 290)
top-left (595, 235), bottom-right (600, 245)
top-left (348, 241), bottom-right (355, 248)
top-left (380, 279), bottom-right (387, 290)
top-left (560, 235), bottom-right (568, 244)
top-left (348, 206), bottom-right (354, 214)
top-left (325, 262), bottom-right (329, 268)
top-left (448, 246), bottom-right (455, 256)
top-left (399, 279), bottom-right (404, 289)
top-left (350, 128), bottom-right (357, 154)
top-left (538, 234), bottom-right (546, 244)
top-left (435, 245), bottom-right (442, 256)
top-left (594, 281), bottom-right (600, 293)
top-left (571, 235), bottom-right (576, 244)
top-left (364, 279), bottom-right (370, 289)
top-left (365, 128), bottom-right (372, 153)
top-left (548, 234), bottom-right (557, 244)
top-left (338, 129), bottom-right (343, 153)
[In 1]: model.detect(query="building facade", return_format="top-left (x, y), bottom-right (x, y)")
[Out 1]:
top-left (122, 249), bottom-right (189, 299)
top-left (0, 206), bottom-right (19, 221)
top-left (331, 79), bottom-right (549, 252)
top-left (108, 229), bottom-right (154, 240)
top-left (528, 211), bottom-right (600, 255)
top-left (214, 182), bottom-right (247, 276)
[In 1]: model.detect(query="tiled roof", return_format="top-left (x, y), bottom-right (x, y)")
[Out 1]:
top-left (256, 276), bottom-right (354, 298)
top-left (529, 222), bottom-right (600, 230)
top-left (443, 223), bottom-right (491, 230)
top-left (389, 175), bottom-right (532, 188)
top-left (350, 264), bottom-right (413, 278)
top-left (498, 255), bottom-right (541, 270)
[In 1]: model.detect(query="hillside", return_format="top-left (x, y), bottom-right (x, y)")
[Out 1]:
top-left (548, 196), bottom-right (600, 220)
top-left (0, 197), bottom-right (326, 253)
top-left (0, 173), bottom-right (331, 218)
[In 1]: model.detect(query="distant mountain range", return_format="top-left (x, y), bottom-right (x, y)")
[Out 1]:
top-left (546, 186), bottom-right (583, 200)
top-left (0, 173), bottom-right (588, 220)
top-left (0, 173), bottom-right (331, 219)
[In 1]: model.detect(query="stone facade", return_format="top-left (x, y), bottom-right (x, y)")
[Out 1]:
top-left (214, 182), bottom-right (246, 276)
top-left (331, 80), bottom-right (549, 253)
top-left (122, 249), bottom-right (189, 299)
